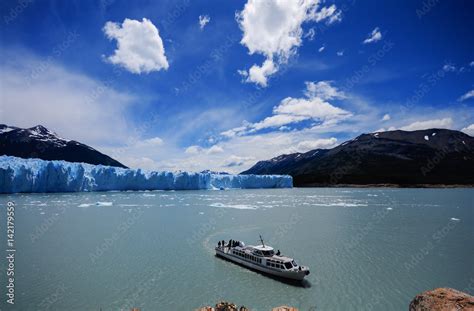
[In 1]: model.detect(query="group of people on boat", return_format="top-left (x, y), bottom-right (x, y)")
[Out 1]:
top-left (217, 239), bottom-right (244, 249)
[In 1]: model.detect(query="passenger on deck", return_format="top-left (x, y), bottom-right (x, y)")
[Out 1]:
top-left (218, 241), bottom-right (221, 248)
top-left (276, 250), bottom-right (281, 256)
top-left (228, 239), bottom-right (232, 248)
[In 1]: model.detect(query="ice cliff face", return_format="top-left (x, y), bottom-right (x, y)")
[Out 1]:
top-left (0, 156), bottom-right (292, 193)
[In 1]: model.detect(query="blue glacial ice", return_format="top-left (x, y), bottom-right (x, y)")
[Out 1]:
top-left (0, 156), bottom-right (292, 193)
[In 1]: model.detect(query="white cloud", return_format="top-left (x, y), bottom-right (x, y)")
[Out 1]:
top-left (244, 58), bottom-right (278, 87)
top-left (236, 0), bottom-right (341, 87)
top-left (304, 28), bottom-right (316, 41)
top-left (199, 15), bottom-right (210, 30)
top-left (470, 61), bottom-right (474, 67)
top-left (0, 52), bottom-right (134, 147)
top-left (363, 27), bottom-right (382, 44)
top-left (222, 81), bottom-right (351, 136)
top-left (400, 118), bottom-right (453, 131)
top-left (135, 137), bottom-right (163, 147)
top-left (103, 18), bottom-right (169, 74)
top-left (223, 155), bottom-right (256, 167)
top-left (185, 144), bottom-right (224, 155)
top-left (458, 89), bottom-right (474, 102)
top-left (381, 114), bottom-right (391, 121)
top-left (442, 64), bottom-right (456, 72)
top-left (304, 81), bottom-right (346, 100)
top-left (461, 124), bottom-right (474, 136)
top-left (318, 45), bottom-right (325, 52)
top-left (294, 137), bottom-right (337, 152)
top-left (336, 50), bottom-right (344, 56)
top-left (311, 5), bottom-right (341, 24)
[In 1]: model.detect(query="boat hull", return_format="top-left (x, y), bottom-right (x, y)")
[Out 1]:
top-left (215, 247), bottom-right (308, 281)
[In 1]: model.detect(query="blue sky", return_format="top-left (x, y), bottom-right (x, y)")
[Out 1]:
top-left (1, 0), bottom-right (473, 172)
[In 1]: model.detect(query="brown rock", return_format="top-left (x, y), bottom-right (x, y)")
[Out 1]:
top-left (272, 307), bottom-right (299, 311)
top-left (196, 301), bottom-right (250, 311)
top-left (409, 287), bottom-right (474, 311)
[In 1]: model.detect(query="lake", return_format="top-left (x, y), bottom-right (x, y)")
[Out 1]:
top-left (0, 188), bottom-right (472, 310)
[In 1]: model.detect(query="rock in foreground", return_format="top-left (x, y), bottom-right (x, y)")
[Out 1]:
top-left (409, 288), bottom-right (474, 310)
top-left (196, 301), bottom-right (298, 311)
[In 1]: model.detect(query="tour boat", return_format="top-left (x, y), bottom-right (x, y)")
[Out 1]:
top-left (215, 236), bottom-right (310, 281)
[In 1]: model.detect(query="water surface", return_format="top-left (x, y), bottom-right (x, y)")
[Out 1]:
top-left (0, 188), bottom-right (472, 310)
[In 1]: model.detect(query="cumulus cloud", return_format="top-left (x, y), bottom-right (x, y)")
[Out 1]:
top-left (363, 27), bottom-right (382, 44)
top-left (461, 124), bottom-right (474, 136)
top-left (236, 0), bottom-right (341, 87)
top-left (199, 15), bottom-right (210, 30)
top-left (458, 89), bottom-right (474, 102)
top-left (304, 81), bottom-right (346, 100)
top-left (103, 18), bottom-right (169, 74)
top-left (318, 45), bottom-right (325, 52)
top-left (336, 50), bottom-right (344, 56)
top-left (244, 59), bottom-right (278, 87)
top-left (222, 81), bottom-right (351, 136)
top-left (381, 114), bottom-right (391, 121)
top-left (400, 118), bottom-right (453, 131)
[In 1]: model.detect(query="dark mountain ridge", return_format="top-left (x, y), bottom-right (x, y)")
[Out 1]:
top-left (0, 124), bottom-right (127, 168)
top-left (242, 129), bottom-right (474, 186)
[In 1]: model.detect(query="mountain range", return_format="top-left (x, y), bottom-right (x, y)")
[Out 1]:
top-left (0, 124), bottom-right (127, 168)
top-left (242, 129), bottom-right (474, 186)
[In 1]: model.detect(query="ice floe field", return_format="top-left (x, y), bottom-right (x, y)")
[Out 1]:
top-left (0, 187), bottom-right (472, 310)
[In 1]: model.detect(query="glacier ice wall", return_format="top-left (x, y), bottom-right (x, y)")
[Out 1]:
top-left (0, 156), bottom-right (292, 193)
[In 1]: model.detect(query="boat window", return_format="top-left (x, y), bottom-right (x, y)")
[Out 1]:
top-left (284, 262), bottom-right (292, 269)
top-left (262, 250), bottom-right (275, 256)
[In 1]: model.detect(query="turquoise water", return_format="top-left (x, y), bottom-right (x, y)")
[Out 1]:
top-left (0, 188), bottom-right (473, 310)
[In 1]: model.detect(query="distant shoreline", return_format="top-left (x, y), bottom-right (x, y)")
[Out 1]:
top-left (296, 183), bottom-right (474, 188)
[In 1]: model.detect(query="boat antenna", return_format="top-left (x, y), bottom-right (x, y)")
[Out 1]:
top-left (259, 235), bottom-right (265, 247)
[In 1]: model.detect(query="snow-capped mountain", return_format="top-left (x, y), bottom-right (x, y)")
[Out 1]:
top-left (0, 124), bottom-right (127, 168)
top-left (242, 129), bottom-right (474, 186)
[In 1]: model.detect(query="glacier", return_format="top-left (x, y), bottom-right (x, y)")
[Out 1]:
top-left (0, 156), bottom-right (292, 193)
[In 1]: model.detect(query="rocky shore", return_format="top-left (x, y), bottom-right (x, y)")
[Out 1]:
top-left (193, 288), bottom-right (474, 311)
top-left (409, 288), bottom-right (474, 310)
top-left (195, 302), bottom-right (298, 311)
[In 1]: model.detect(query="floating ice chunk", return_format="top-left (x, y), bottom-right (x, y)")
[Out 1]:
top-left (450, 217), bottom-right (460, 221)
top-left (0, 156), bottom-right (292, 193)
top-left (209, 202), bottom-right (256, 210)
top-left (96, 202), bottom-right (113, 206)
top-left (386, 207), bottom-right (393, 210)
